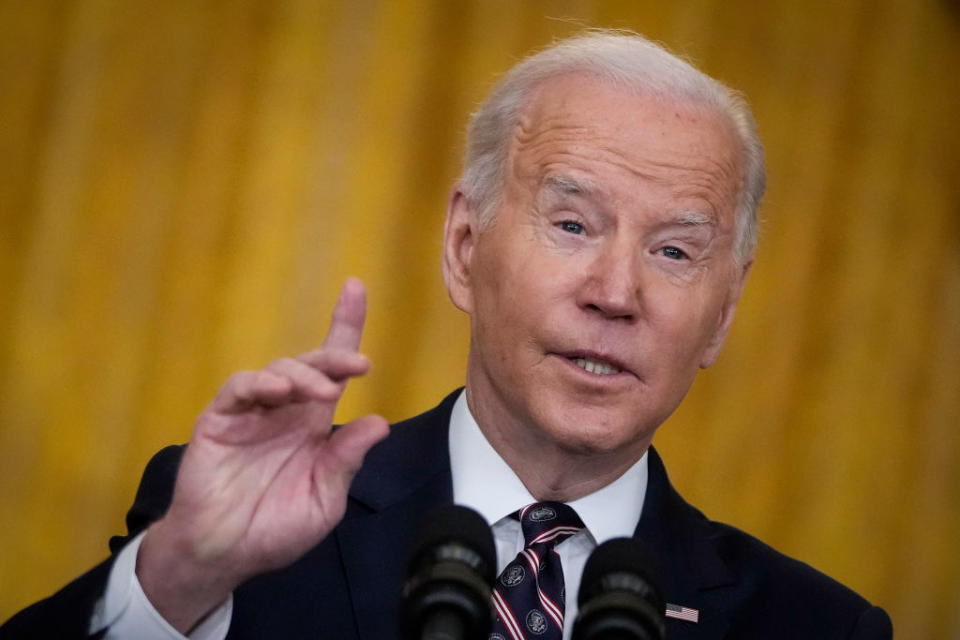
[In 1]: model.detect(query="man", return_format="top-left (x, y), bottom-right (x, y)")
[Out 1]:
top-left (2, 31), bottom-right (892, 639)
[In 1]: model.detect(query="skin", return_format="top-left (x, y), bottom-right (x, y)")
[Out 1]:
top-left (442, 73), bottom-right (751, 502)
top-left (137, 278), bottom-right (389, 632)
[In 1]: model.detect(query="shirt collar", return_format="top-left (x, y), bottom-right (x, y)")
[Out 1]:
top-left (449, 389), bottom-right (647, 544)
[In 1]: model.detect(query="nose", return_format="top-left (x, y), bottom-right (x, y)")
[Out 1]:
top-left (577, 242), bottom-right (641, 320)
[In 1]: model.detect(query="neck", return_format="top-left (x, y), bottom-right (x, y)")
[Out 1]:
top-left (464, 383), bottom-right (650, 503)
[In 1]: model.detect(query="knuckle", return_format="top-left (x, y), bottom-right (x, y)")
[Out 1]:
top-left (323, 347), bottom-right (352, 360)
top-left (256, 369), bottom-right (282, 385)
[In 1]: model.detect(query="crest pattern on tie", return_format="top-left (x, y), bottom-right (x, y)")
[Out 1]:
top-left (490, 502), bottom-right (585, 640)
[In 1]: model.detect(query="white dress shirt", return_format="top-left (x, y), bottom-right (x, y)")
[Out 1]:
top-left (450, 391), bottom-right (648, 640)
top-left (91, 389), bottom-right (648, 639)
top-left (89, 529), bottom-right (232, 639)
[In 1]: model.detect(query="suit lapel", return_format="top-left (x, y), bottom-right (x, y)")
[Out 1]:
top-left (635, 448), bottom-right (737, 639)
top-left (336, 390), bottom-right (459, 640)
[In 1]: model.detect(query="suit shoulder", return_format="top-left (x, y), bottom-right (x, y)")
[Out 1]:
top-left (704, 518), bottom-right (891, 637)
top-left (110, 444), bottom-right (185, 552)
top-left (710, 519), bottom-right (856, 591)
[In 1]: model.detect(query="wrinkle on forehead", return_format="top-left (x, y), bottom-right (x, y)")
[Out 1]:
top-left (505, 77), bottom-right (743, 222)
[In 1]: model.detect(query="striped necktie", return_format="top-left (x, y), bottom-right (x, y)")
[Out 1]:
top-left (490, 502), bottom-right (585, 640)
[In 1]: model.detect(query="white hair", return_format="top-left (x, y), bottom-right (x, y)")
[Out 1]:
top-left (460, 30), bottom-right (766, 265)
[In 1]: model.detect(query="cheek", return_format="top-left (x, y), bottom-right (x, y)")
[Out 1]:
top-left (645, 287), bottom-right (718, 356)
top-left (478, 239), bottom-right (559, 308)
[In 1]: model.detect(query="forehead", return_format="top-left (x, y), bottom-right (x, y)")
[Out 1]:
top-left (506, 73), bottom-right (743, 221)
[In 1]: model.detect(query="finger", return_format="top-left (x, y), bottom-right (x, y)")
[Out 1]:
top-left (296, 348), bottom-right (371, 381)
top-left (264, 357), bottom-right (343, 401)
top-left (212, 370), bottom-right (293, 413)
top-left (322, 278), bottom-right (366, 352)
top-left (323, 414), bottom-right (390, 483)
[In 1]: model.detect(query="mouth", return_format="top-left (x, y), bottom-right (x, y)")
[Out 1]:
top-left (557, 352), bottom-right (632, 378)
top-left (570, 356), bottom-right (620, 375)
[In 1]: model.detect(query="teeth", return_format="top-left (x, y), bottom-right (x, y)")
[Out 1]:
top-left (573, 357), bottom-right (621, 376)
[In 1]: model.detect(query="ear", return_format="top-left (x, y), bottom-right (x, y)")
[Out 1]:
top-left (441, 183), bottom-right (476, 314)
top-left (700, 260), bottom-right (752, 369)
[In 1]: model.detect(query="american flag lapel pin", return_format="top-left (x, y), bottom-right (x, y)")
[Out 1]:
top-left (665, 603), bottom-right (700, 623)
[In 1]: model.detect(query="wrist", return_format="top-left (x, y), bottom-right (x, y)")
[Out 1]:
top-left (136, 519), bottom-right (238, 634)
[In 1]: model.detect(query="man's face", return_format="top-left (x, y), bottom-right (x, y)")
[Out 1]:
top-left (444, 73), bottom-right (749, 462)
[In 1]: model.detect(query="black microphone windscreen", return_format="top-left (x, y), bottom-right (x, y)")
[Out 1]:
top-left (579, 537), bottom-right (665, 607)
top-left (401, 505), bottom-right (496, 640)
top-left (408, 504), bottom-right (497, 584)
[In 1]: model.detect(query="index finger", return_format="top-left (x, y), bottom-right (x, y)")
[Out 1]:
top-left (322, 277), bottom-right (367, 351)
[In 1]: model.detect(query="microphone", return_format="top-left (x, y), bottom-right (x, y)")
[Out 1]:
top-left (399, 505), bottom-right (496, 640)
top-left (572, 537), bottom-right (666, 640)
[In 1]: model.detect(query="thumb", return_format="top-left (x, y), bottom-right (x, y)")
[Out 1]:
top-left (324, 414), bottom-right (390, 481)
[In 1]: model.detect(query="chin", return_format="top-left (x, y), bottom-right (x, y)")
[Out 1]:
top-left (532, 400), bottom-right (652, 457)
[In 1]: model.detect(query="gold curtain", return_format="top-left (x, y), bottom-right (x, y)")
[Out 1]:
top-left (1, 0), bottom-right (958, 636)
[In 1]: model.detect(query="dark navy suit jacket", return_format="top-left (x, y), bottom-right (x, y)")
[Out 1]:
top-left (2, 389), bottom-right (892, 639)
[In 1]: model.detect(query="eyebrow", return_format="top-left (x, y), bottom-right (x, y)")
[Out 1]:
top-left (671, 211), bottom-right (716, 227)
top-left (541, 174), bottom-right (596, 197)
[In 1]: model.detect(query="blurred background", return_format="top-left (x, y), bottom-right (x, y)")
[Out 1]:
top-left (1, 0), bottom-right (958, 636)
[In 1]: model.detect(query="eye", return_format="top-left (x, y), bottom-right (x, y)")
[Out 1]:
top-left (558, 220), bottom-right (585, 235)
top-left (660, 246), bottom-right (688, 260)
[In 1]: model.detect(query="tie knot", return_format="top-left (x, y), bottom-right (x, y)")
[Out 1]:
top-left (518, 502), bottom-right (584, 549)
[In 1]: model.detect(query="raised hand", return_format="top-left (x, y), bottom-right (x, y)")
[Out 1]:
top-left (137, 278), bottom-right (389, 632)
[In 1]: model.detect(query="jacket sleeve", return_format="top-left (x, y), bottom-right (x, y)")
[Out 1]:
top-left (0, 446), bottom-right (186, 640)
